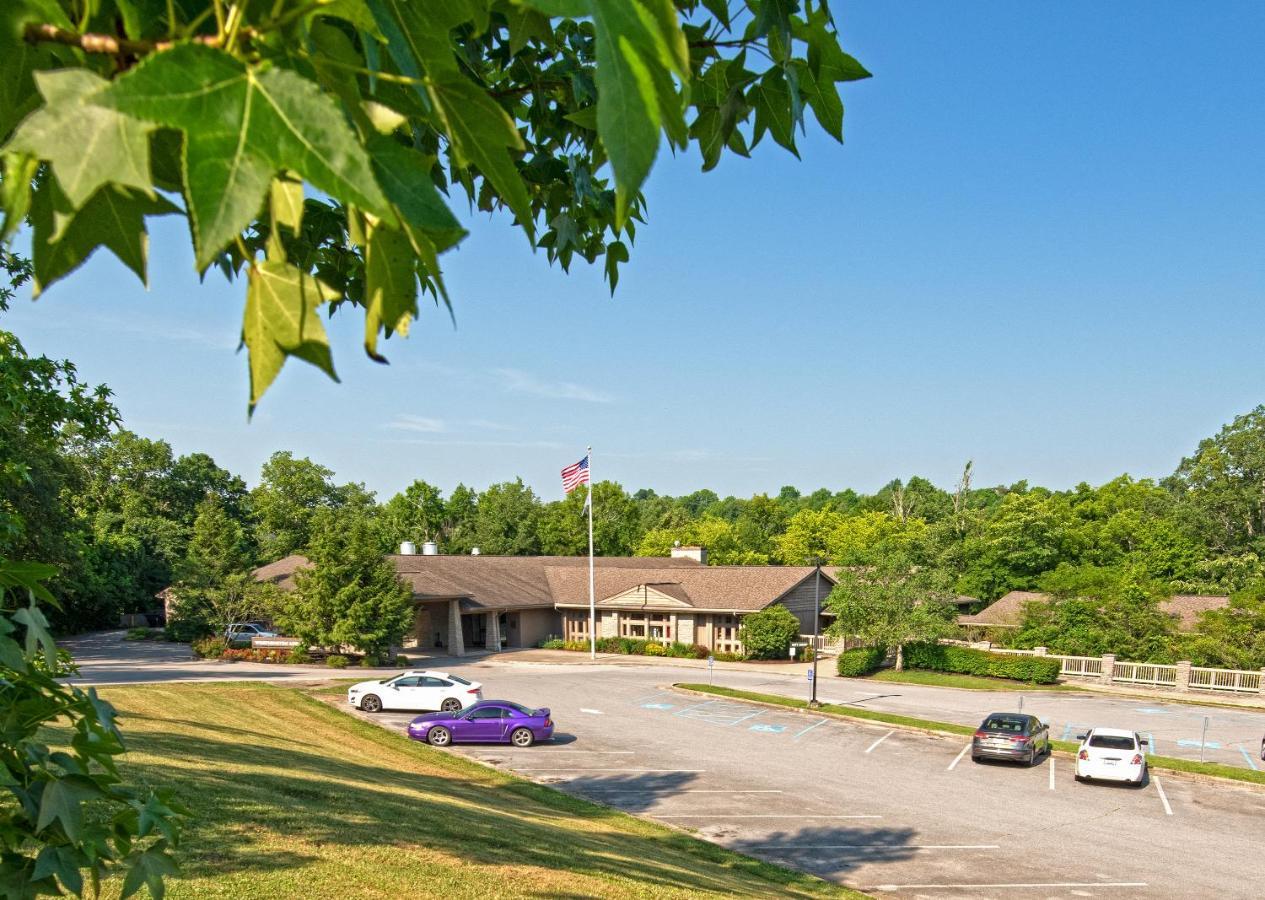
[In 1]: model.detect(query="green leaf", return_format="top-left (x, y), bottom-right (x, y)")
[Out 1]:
top-left (5, 69), bottom-right (156, 210)
top-left (516, 0), bottom-right (590, 15)
top-left (592, 0), bottom-right (688, 224)
top-left (32, 845), bottom-right (84, 897)
top-left (367, 137), bottom-right (466, 252)
top-left (0, 151), bottom-right (38, 243)
top-left (604, 239), bottom-right (628, 294)
top-left (426, 77), bottom-right (534, 237)
top-left (751, 68), bottom-right (798, 155)
top-left (792, 62), bottom-right (842, 142)
top-left (36, 775), bottom-right (104, 844)
top-left (30, 182), bottom-right (181, 297)
top-left (363, 222), bottom-right (418, 362)
top-left (320, 0), bottom-right (384, 39)
top-left (242, 261), bottom-right (341, 411)
top-left (97, 45), bottom-right (391, 271)
top-left (120, 843), bottom-right (178, 900)
top-left (367, 0), bottom-right (474, 82)
top-left (270, 175), bottom-right (304, 233)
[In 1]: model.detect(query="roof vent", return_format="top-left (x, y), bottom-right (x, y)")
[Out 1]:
top-left (470, 547), bottom-right (481, 556)
top-left (421, 540), bottom-right (438, 556)
top-left (399, 541), bottom-right (417, 555)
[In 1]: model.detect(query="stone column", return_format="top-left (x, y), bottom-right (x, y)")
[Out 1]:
top-left (1100, 653), bottom-right (1115, 685)
top-left (446, 600), bottom-right (465, 657)
top-left (1033, 646), bottom-right (1047, 656)
top-left (600, 611), bottom-right (618, 638)
top-left (1175, 660), bottom-right (1192, 693)
top-left (485, 611), bottom-right (501, 652)
top-left (1259, 668), bottom-right (1265, 695)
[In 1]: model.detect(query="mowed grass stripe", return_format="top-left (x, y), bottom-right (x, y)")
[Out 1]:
top-left (71, 682), bottom-right (858, 899)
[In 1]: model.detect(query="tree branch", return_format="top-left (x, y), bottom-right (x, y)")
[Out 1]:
top-left (22, 22), bottom-right (251, 57)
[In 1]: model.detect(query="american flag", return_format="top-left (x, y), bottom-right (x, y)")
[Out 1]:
top-left (561, 455), bottom-right (590, 493)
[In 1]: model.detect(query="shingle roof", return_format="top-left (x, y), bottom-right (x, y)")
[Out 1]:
top-left (545, 565), bottom-right (825, 612)
top-left (957, 591), bottom-right (1047, 627)
top-left (252, 554), bottom-right (312, 588)
top-left (1163, 594), bottom-right (1230, 630)
top-left (957, 590), bottom-right (1229, 632)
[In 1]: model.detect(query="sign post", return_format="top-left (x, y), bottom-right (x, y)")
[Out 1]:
top-left (707, 655), bottom-right (715, 686)
top-left (1200, 715), bottom-right (1210, 763)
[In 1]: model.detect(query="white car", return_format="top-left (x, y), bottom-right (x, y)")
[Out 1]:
top-left (1074, 727), bottom-right (1147, 786)
top-left (225, 623), bottom-right (278, 644)
top-left (347, 670), bottom-right (483, 714)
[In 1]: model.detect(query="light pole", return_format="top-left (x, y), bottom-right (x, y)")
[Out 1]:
top-left (809, 556), bottom-right (822, 708)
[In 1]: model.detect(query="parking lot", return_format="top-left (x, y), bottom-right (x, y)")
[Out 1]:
top-left (348, 663), bottom-right (1265, 899)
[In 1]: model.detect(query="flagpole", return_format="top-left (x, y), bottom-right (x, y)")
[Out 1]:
top-left (587, 445), bottom-right (596, 659)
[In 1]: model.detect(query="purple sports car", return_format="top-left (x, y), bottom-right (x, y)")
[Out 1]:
top-left (408, 700), bottom-right (554, 748)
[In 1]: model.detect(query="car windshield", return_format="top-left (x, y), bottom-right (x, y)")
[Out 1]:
top-left (982, 717), bottom-right (1027, 733)
top-left (384, 673), bottom-right (407, 684)
top-left (1088, 735), bottom-right (1137, 750)
top-left (446, 674), bottom-right (473, 686)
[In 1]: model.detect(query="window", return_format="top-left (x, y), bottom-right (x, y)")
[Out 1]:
top-left (392, 676), bottom-right (421, 688)
top-left (983, 717), bottom-right (1028, 733)
top-left (1088, 735), bottom-right (1137, 750)
top-left (420, 677), bottom-right (449, 688)
top-left (447, 674), bottom-right (473, 686)
top-left (467, 707), bottom-right (506, 720)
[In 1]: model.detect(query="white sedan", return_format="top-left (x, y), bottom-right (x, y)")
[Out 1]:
top-left (1074, 727), bottom-right (1147, 785)
top-left (347, 670), bottom-right (482, 714)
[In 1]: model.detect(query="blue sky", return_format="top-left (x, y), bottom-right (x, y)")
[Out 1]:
top-left (7, 1), bottom-right (1265, 502)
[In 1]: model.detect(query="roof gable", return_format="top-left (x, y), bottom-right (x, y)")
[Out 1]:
top-left (599, 583), bottom-right (694, 609)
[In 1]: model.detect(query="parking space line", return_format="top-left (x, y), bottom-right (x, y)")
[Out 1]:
top-left (1048, 757), bottom-right (1055, 790)
top-left (793, 718), bottom-right (828, 740)
top-left (499, 750), bottom-right (635, 754)
top-left (727, 711), bottom-right (761, 727)
top-left (947, 743), bottom-right (970, 770)
top-left (672, 699), bottom-right (720, 715)
top-left (1239, 747), bottom-right (1259, 771)
top-left (864, 730), bottom-right (894, 754)
top-left (653, 814), bottom-right (882, 820)
top-left (1153, 776), bottom-right (1173, 816)
top-left (870, 882), bottom-right (1147, 891)
top-left (754, 843), bottom-right (998, 851)
top-left (517, 768), bottom-right (706, 773)
top-left (584, 789), bottom-right (782, 794)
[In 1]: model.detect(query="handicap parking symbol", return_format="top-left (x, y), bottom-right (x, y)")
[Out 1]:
top-left (749, 724), bottom-right (786, 734)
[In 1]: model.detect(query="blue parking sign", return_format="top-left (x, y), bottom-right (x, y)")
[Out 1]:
top-left (806, 668), bottom-right (814, 681)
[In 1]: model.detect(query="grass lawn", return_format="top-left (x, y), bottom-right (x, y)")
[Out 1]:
top-left (861, 669), bottom-right (1084, 692)
top-left (80, 681), bottom-right (858, 899)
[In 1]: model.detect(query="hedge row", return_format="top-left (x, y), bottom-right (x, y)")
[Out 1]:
top-left (540, 637), bottom-right (745, 662)
top-left (902, 643), bottom-right (1061, 683)
top-left (836, 646), bottom-right (887, 677)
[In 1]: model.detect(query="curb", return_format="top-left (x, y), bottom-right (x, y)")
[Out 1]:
top-left (669, 684), bottom-right (1265, 794)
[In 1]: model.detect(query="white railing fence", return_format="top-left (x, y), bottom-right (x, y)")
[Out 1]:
top-left (948, 640), bottom-right (1264, 696)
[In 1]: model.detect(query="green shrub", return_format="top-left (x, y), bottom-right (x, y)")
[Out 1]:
top-left (562, 640), bottom-right (589, 652)
top-left (836, 646), bottom-right (887, 677)
top-left (713, 651), bottom-right (746, 662)
top-left (394, 655), bottom-right (409, 667)
top-left (326, 655), bottom-right (349, 669)
top-left (190, 637), bottom-right (224, 659)
top-left (285, 648), bottom-right (312, 664)
top-left (164, 617), bottom-right (212, 643)
top-left (902, 643), bottom-right (1061, 683)
top-left (644, 642), bottom-right (666, 656)
top-left (359, 655), bottom-right (379, 668)
top-left (738, 605), bottom-right (802, 660)
top-left (540, 638), bottom-right (566, 650)
top-left (124, 627), bottom-right (157, 641)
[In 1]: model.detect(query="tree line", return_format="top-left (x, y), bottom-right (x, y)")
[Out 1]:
top-left (7, 260), bottom-right (1265, 663)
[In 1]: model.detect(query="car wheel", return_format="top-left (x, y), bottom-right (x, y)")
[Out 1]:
top-left (441, 697), bottom-right (462, 713)
top-left (971, 755), bottom-right (981, 764)
top-left (1027, 748), bottom-right (1036, 766)
top-left (510, 727), bottom-right (534, 748)
top-left (360, 694), bottom-right (382, 713)
top-left (428, 726), bottom-right (452, 747)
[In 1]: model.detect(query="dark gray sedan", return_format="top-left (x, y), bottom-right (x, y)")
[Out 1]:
top-left (971, 712), bottom-right (1050, 765)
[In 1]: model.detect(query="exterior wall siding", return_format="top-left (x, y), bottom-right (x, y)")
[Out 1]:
top-left (774, 573), bottom-right (831, 633)
top-left (514, 608), bottom-right (560, 648)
